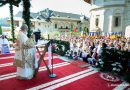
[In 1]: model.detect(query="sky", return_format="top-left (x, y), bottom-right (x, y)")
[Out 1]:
top-left (0, 0), bottom-right (91, 18)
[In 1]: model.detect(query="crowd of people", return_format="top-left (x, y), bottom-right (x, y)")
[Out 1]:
top-left (63, 35), bottom-right (130, 66)
top-left (1, 24), bottom-right (130, 80)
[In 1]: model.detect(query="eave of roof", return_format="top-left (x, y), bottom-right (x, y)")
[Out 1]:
top-left (84, 0), bottom-right (91, 4)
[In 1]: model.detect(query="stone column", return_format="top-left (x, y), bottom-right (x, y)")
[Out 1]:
top-left (108, 15), bottom-right (113, 32)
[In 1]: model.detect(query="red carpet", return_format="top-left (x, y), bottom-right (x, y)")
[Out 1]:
top-left (0, 52), bottom-right (130, 90)
top-left (70, 60), bottom-right (87, 67)
top-left (0, 58), bottom-right (14, 64)
top-left (0, 53), bottom-right (14, 57)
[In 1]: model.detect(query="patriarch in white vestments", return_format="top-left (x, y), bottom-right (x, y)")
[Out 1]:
top-left (13, 24), bottom-right (38, 80)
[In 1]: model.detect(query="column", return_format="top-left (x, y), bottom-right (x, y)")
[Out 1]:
top-left (108, 15), bottom-right (113, 32)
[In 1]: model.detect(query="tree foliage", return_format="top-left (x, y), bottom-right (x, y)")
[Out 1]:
top-left (22, 0), bottom-right (31, 37)
top-left (0, 0), bottom-right (21, 42)
top-left (0, 0), bottom-right (21, 7)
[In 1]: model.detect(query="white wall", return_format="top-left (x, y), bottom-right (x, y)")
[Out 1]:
top-left (91, 0), bottom-right (125, 10)
top-left (31, 18), bottom-right (81, 36)
top-left (89, 0), bottom-right (126, 33)
top-left (90, 9), bottom-right (105, 32)
top-left (125, 0), bottom-right (130, 28)
top-left (104, 9), bottom-right (112, 33)
top-left (124, 0), bottom-right (130, 36)
top-left (112, 7), bottom-right (124, 33)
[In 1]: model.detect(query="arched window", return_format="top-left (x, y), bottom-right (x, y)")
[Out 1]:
top-left (96, 18), bottom-right (99, 26)
top-left (71, 25), bottom-right (73, 28)
top-left (114, 16), bottom-right (121, 27)
top-left (55, 24), bottom-right (57, 29)
top-left (39, 23), bottom-right (41, 26)
top-left (66, 26), bottom-right (68, 29)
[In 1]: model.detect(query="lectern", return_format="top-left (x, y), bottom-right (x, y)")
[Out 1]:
top-left (34, 40), bottom-right (57, 78)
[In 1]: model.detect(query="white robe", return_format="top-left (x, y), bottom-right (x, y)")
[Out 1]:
top-left (14, 31), bottom-right (38, 79)
top-left (0, 38), bottom-right (10, 54)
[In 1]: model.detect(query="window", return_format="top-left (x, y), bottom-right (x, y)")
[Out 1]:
top-left (66, 26), bottom-right (68, 29)
top-left (55, 24), bottom-right (57, 29)
top-left (31, 23), bottom-right (34, 27)
top-left (79, 27), bottom-right (82, 31)
top-left (114, 16), bottom-right (121, 27)
top-left (71, 25), bottom-right (73, 30)
top-left (95, 18), bottom-right (99, 26)
top-left (95, 15), bottom-right (99, 27)
top-left (15, 21), bottom-right (19, 27)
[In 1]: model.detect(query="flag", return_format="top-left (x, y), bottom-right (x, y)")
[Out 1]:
top-left (73, 27), bottom-right (77, 32)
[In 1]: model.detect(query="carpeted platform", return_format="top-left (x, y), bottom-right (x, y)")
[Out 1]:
top-left (0, 52), bottom-right (130, 90)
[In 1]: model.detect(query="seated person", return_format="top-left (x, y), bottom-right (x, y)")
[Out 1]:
top-left (72, 51), bottom-right (78, 60)
top-left (0, 35), bottom-right (10, 54)
top-left (81, 49), bottom-right (91, 62)
top-left (78, 45), bottom-right (83, 60)
top-left (72, 43), bottom-right (79, 60)
top-left (87, 48), bottom-right (98, 66)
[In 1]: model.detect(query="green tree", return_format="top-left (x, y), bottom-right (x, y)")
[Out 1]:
top-left (0, 25), bottom-right (2, 35)
top-left (84, 27), bottom-right (89, 35)
top-left (0, 0), bottom-right (21, 42)
top-left (22, 0), bottom-right (31, 37)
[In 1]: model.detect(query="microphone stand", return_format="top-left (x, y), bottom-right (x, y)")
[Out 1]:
top-left (49, 41), bottom-right (57, 78)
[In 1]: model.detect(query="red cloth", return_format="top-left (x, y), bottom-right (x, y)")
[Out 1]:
top-left (73, 27), bottom-right (77, 32)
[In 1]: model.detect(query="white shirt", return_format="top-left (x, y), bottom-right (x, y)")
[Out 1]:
top-left (82, 51), bottom-right (89, 57)
top-left (0, 38), bottom-right (10, 49)
top-left (97, 45), bottom-right (102, 55)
